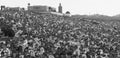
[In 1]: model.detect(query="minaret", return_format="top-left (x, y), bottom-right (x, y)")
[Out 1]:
top-left (28, 3), bottom-right (30, 10)
top-left (58, 3), bottom-right (62, 13)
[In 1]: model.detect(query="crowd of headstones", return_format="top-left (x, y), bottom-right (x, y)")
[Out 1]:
top-left (0, 11), bottom-right (120, 58)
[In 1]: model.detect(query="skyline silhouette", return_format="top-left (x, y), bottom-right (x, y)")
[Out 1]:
top-left (0, 0), bottom-right (120, 16)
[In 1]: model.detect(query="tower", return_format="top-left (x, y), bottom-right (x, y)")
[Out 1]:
top-left (28, 3), bottom-right (30, 10)
top-left (58, 3), bottom-right (62, 13)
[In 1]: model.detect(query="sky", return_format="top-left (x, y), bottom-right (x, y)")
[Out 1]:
top-left (0, 0), bottom-right (120, 16)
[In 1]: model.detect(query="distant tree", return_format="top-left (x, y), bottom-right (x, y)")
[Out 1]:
top-left (21, 8), bottom-right (25, 10)
top-left (28, 3), bottom-right (30, 6)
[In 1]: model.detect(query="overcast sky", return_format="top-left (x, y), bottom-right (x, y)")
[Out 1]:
top-left (0, 0), bottom-right (120, 16)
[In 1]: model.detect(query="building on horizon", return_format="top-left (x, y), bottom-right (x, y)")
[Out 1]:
top-left (0, 5), bottom-right (25, 11)
top-left (27, 3), bottom-right (56, 13)
top-left (0, 3), bottom-right (71, 16)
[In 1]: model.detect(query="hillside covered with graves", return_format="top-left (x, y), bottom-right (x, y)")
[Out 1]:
top-left (0, 9), bottom-right (120, 58)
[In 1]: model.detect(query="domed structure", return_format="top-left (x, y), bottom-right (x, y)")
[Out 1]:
top-left (66, 11), bottom-right (70, 14)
